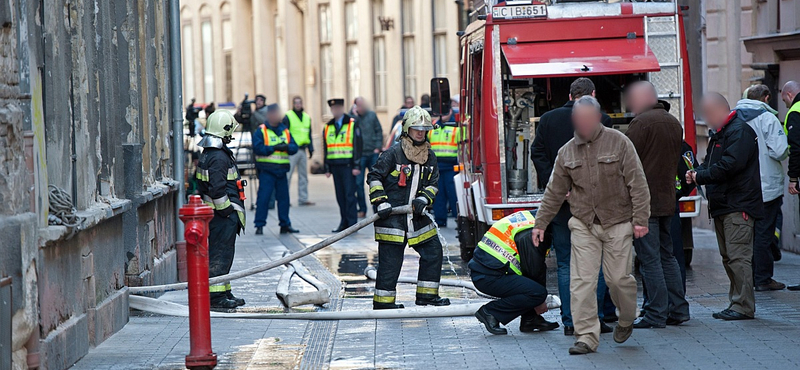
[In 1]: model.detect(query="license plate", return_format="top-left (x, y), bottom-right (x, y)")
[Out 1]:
top-left (492, 4), bottom-right (547, 20)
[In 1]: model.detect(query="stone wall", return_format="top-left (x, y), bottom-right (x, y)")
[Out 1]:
top-left (0, 0), bottom-right (180, 369)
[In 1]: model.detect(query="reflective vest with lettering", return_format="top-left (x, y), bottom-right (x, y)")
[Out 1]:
top-left (325, 119), bottom-right (355, 160)
top-left (256, 125), bottom-right (291, 165)
top-left (476, 211), bottom-right (537, 275)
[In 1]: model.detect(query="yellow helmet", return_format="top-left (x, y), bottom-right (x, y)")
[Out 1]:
top-left (402, 106), bottom-right (433, 135)
top-left (205, 110), bottom-right (238, 139)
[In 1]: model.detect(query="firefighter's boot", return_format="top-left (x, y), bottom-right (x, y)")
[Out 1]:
top-left (373, 302), bottom-right (405, 310)
top-left (227, 291), bottom-right (246, 307)
top-left (415, 294), bottom-right (451, 306)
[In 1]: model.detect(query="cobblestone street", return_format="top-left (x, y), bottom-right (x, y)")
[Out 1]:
top-left (74, 175), bottom-right (800, 370)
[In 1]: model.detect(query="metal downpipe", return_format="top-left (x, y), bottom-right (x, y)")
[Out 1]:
top-left (168, 0), bottom-right (185, 241)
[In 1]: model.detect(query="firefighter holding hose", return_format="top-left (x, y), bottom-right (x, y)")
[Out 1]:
top-left (196, 110), bottom-right (247, 309)
top-left (367, 106), bottom-right (451, 309)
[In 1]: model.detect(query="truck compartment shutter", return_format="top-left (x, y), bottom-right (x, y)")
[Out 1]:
top-left (501, 37), bottom-right (660, 78)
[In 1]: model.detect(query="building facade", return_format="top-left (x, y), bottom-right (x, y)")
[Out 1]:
top-left (1, 1), bottom-right (181, 369)
top-left (180, 0), bottom-right (463, 139)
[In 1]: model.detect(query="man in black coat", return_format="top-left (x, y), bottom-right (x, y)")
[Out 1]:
top-left (687, 92), bottom-right (763, 320)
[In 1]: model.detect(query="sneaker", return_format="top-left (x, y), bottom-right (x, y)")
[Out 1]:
top-left (613, 323), bottom-right (633, 343)
top-left (568, 342), bottom-right (594, 355)
top-left (755, 279), bottom-right (786, 291)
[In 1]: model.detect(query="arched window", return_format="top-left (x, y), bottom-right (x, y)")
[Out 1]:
top-left (200, 4), bottom-right (215, 103)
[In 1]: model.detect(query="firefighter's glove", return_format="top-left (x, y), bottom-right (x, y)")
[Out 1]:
top-left (273, 143), bottom-right (289, 152)
top-left (412, 197), bottom-right (428, 215)
top-left (376, 202), bottom-right (393, 219)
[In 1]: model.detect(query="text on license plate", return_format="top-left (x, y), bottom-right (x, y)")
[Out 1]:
top-left (492, 5), bottom-right (547, 20)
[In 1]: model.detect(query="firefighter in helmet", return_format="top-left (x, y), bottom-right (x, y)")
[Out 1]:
top-left (367, 106), bottom-right (451, 309)
top-left (196, 110), bottom-right (247, 309)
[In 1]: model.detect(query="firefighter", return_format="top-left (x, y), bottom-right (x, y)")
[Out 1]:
top-left (253, 104), bottom-right (300, 235)
top-left (324, 98), bottom-right (363, 232)
top-left (367, 106), bottom-right (451, 309)
top-left (428, 116), bottom-right (460, 227)
top-left (196, 110), bottom-right (247, 309)
top-left (470, 211), bottom-right (559, 335)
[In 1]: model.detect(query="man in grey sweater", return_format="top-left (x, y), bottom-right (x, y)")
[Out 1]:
top-left (354, 97), bottom-right (384, 218)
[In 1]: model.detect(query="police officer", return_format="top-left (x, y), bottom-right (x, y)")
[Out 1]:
top-left (367, 106), bottom-right (451, 309)
top-left (324, 98), bottom-right (362, 232)
top-left (428, 117), bottom-right (460, 227)
top-left (470, 211), bottom-right (559, 334)
top-left (196, 110), bottom-right (247, 309)
top-left (253, 104), bottom-right (300, 235)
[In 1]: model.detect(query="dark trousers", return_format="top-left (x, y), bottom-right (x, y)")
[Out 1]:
top-left (355, 153), bottom-right (379, 214)
top-left (208, 211), bottom-right (239, 300)
top-left (670, 203), bottom-right (687, 290)
top-left (433, 166), bottom-right (458, 227)
top-left (255, 170), bottom-right (291, 228)
top-left (331, 164), bottom-right (358, 230)
top-left (375, 237), bottom-right (444, 298)
top-left (634, 216), bottom-right (690, 325)
top-left (754, 196), bottom-right (782, 286)
top-left (471, 229), bottom-right (549, 325)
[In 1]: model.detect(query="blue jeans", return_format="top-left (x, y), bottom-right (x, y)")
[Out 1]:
top-left (433, 165), bottom-right (458, 226)
top-left (355, 153), bottom-right (379, 214)
top-left (254, 170), bottom-right (291, 228)
top-left (549, 204), bottom-right (611, 327)
top-left (634, 216), bottom-right (690, 325)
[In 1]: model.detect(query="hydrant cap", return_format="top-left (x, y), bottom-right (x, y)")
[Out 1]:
top-left (179, 195), bottom-right (214, 218)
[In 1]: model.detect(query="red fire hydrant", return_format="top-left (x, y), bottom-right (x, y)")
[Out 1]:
top-left (179, 195), bottom-right (217, 369)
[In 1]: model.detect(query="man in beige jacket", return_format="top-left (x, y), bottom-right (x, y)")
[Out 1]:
top-left (532, 96), bottom-right (650, 355)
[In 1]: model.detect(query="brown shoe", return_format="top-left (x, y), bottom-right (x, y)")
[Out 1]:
top-left (299, 201), bottom-right (315, 206)
top-left (568, 342), bottom-right (594, 355)
top-left (613, 323), bottom-right (633, 343)
top-left (755, 279), bottom-right (786, 291)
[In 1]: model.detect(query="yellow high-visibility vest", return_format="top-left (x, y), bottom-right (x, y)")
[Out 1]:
top-left (256, 124), bottom-right (291, 165)
top-left (325, 118), bottom-right (355, 160)
top-left (286, 110), bottom-right (311, 146)
top-left (476, 211), bottom-right (537, 275)
top-left (428, 126), bottom-right (460, 158)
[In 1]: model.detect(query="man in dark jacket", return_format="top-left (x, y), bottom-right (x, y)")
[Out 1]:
top-left (687, 92), bottom-right (763, 320)
top-left (530, 77), bottom-right (614, 336)
top-left (367, 106), bottom-right (450, 309)
top-left (353, 97), bottom-right (384, 218)
top-left (625, 81), bottom-right (690, 328)
top-left (324, 98), bottom-right (363, 232)
top-left (253, 104), bottom-right (299, 235)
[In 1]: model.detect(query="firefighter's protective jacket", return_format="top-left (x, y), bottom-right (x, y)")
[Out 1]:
top-left (196, 145), bottom-right (246, 229)
top-left (367, 144), bottom-right (439, 246)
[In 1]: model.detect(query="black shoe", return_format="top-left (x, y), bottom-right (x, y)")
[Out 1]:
top-left (519, 315), bottom-right (559, 333)
top-left (373, 302), bottom-right (405, 310)
top-left (280, 226), bottom-right (300, 234)
top-left (475, 307), bottom-right (507, 335)
top-left (666, 317), bottom-right (689, 326)
top-left (332, 228), bottom-right (346, 233)
top-left (210, 297), bottom-right (239, 309)
top-left (788, 285), bottom-right (800, 291)
top-left (712, 309), bottom-right (732, 319)
top-left (717, 310), bottom-right (754, 321)
top-left (600, 322), bottom-right (614, 333)
top-left (415, 296), bottom-right (451, 306)
top-left (226, 292), bottom-right (246, 307)
top-left (603, 313), bottom-right (619, 323)
top-left (633, 317), bottom-right (665, 329)
top-left (755, 279), bottom-right (786, 291)
top-left (255, 227), bottom-right (263, 235)
top-left (564, 326), bottom-right (574, 336)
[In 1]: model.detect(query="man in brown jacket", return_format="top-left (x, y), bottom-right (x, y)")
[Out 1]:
top-left (533, 96), bottom-right (650, 355)
top-left (624, 81), bottom-right (690, 329)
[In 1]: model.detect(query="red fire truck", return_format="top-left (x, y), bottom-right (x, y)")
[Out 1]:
top-left (446, 0), bottom-right (701, 260)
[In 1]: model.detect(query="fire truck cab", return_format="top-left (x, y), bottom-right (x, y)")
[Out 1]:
top-left (448, 0), bottom-right (700, 260)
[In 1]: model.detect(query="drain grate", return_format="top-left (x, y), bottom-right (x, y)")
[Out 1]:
top-left (278, 234), bottom-right (344, 370)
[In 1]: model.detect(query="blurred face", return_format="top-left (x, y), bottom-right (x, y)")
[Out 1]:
top-left (293, 98), bottom-right (303, 111)
top-left (626, 84), bottom-right (654, 115)
top-left (783, 90), bottom-right (795, 109)
top-left (701, 98), bottom-right (729, 130)
top-left (330, 104), bottom-right (345, 118)
top-left (267, 110), bottom-right (282, 126)
top-left (405, 97), bottom-right (414, 108)
top-left (572, 104), bottom-right (602, 140)
top-left (408, 128), bottom-right (426, 142)
top-left (255, 97), bottom-right (266, 109)
top-left (355, 98), bottom-right (369, 114)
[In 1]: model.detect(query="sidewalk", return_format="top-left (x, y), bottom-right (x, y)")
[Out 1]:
top-left (74, 174), bottom-right (800, 369)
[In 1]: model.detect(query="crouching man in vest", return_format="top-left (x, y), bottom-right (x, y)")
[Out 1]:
top-left (470, 210), bottom-right (559, 335)
top-left (367, 106), bottom-right (451, 309)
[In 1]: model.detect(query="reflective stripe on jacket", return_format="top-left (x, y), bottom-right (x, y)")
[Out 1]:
top-left (196, 146), bottom-right (246, 228)
top-left (428, 126), bottom-right (459, 158)
top-left (476, 211), bottom-right (536, 275)
top-left (325, 118), bottom-right (355, 160)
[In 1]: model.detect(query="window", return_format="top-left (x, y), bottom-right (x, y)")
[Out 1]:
top-left (401, 0), bottom-right (416, 98)
top-left (345, 1), bottom-right (359, 100)
top-left (319, 4), bottom-right (333, 111)
top-left (433, 0), bottom-right (448, 78)
top-left (221, 2), bottom-right (232, 102)
top-left (372, 0), bottom-right (387, 108)
top-left (182, 24), bottom-right (195, 104)
top-left (200, 5), bottom-right (215, 104)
